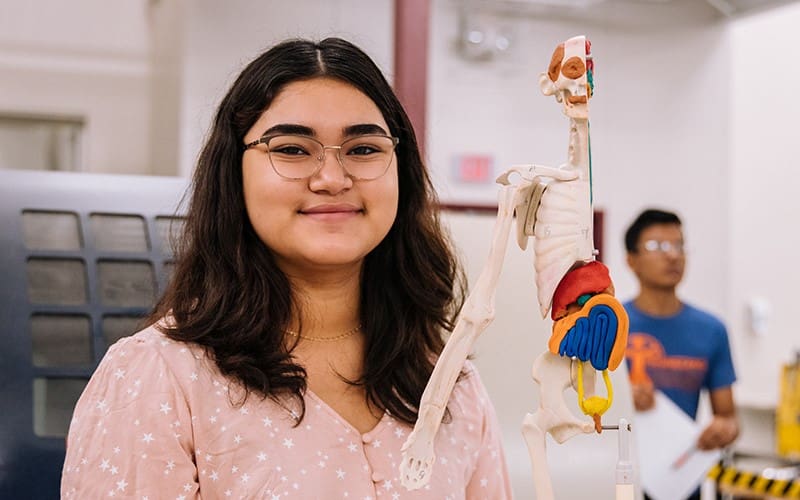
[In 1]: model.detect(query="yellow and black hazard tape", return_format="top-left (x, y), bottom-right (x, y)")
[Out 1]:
top-left (707, 462), bottom-right (800, 498)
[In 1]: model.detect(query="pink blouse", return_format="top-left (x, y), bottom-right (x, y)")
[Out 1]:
top-left (61, 326), bottom-right (512, 499)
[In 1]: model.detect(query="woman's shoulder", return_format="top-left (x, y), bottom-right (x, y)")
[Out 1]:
top-left (450, 360), bottom-right (492, 410)
top-left (95, 323), bottom-right (211, 384)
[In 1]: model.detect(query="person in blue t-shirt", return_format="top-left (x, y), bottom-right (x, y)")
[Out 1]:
top-left (623, 209), bottom-right (739, 485)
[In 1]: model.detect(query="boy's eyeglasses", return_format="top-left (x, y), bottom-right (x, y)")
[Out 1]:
top-left (641, 239), bottom-right (684, 255)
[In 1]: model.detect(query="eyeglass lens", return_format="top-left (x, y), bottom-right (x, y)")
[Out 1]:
top-left (642, 239), bottom-right (684, 254)
top-left (266, 134), bottom-right (396, 180)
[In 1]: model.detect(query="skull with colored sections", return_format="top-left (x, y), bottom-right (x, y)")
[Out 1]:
top-left (539, 35), bottom-right (593, 119)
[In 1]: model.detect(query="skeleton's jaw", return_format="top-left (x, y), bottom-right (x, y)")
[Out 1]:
top-left (561, 93), bottom-right (589, 120)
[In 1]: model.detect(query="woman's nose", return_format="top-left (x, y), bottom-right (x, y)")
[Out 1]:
top-left (308, 147), bottom-right (352, 194)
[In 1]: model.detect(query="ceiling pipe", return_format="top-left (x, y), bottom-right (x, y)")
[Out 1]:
top-left (705, 0), bottom-right (737, 16)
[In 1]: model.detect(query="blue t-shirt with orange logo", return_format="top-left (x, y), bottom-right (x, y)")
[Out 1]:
top-left (623, 301), bottom-right (736, 419)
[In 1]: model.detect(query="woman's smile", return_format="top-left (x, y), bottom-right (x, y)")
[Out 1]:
top-left (299, 202), bottom-right (364, 222)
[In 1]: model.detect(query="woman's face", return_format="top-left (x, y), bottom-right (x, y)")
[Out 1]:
top-left (242, 77), bottom-right (399, 277)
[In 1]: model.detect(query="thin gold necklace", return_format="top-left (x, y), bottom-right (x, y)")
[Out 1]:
top-left (285, 324), bottom-right (361, 342)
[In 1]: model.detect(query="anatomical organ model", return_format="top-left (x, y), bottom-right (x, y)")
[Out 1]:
top-left (400, 36), bottom-right (630, 499)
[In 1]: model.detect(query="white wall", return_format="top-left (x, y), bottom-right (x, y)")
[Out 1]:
top-left (728, 1), bottom-right (800, 411)
top-left (428, 0), bottom-right (731, 319)
top-left (0, 0), bottom-right (151, 174)
top-left (168, 0), bottom-right (395, 176)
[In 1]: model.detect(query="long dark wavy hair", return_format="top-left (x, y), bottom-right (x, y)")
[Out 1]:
top-left (149, 37), bottom-right (466, 425)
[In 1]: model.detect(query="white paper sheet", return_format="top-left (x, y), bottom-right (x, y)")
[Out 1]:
top-left (633, 391), bottom-right (720, 500)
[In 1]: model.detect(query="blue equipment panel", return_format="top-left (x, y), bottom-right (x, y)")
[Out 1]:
top-left (0, 170), bottom-right (187, 498)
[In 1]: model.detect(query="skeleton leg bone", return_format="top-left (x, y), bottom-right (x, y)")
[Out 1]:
top-left (522, 352), bottom-right (596, 500)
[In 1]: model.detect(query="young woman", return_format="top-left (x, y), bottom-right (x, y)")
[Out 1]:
top-left (62, 37), bottom-right (512, 499)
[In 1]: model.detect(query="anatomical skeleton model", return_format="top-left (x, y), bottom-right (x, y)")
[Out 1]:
top-left (400, 36), bottom-right (630, 499)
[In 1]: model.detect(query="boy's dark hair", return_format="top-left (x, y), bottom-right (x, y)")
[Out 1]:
top-left (624, 208), bottom-right (682, 253)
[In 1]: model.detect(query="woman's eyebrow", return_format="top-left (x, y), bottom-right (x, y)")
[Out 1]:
top-left (260, 124), bottom-right (315, 137)
top-left (259, 123), bottom-right (389, 138)
top-left (343, 123), bottom-right (389, 137)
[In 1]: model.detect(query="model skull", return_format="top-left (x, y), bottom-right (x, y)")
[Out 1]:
top-left (539, 35), bottom-right (593, 119)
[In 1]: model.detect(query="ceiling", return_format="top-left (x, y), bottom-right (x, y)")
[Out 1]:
top-left (700, 0), bottom-right (799, 16)
top-left (450, 0), bottom-right (798, 62)
top-left (466, 0), bottom-right (800, 20)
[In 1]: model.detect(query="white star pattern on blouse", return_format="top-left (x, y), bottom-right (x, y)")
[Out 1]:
top-left (60, 328), bottom-right (511, 499)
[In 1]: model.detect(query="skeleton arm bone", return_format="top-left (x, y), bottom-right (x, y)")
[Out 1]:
top-left (400, 183), bottom-right (521, 490)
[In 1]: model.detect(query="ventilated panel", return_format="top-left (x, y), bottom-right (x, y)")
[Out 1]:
top-left (97, 260), bottom-right (156, 307)
top-left (0, 170), bottom-right (188, 497)
top-left (90, 213), bottom-right (149, 252)
top-left (102, 315), bottom-right (145, 347)
top-left (30, 314), bottom-right (92, 367)
top-left (32, 378), bottom-right (88, 438)
top-left (22, 210), bottom-right (81, 250)
top-left (163, 260), bottom-right (176, 285)
top-left (26, 258), bottom-right (87, 305)
top-left (156, 216), bottom-right (184, 255)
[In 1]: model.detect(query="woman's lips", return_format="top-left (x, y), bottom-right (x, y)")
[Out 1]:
top-left (300, 203), bottom-right (362, 221)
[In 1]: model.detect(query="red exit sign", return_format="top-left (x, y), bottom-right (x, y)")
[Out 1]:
top-left (453, 154), bottom-right (493, 183)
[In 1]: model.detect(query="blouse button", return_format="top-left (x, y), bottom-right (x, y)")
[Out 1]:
top-left (362, 434), bottom-right (373, 444)
top-left (372, 472), bottom-right (384, 482)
